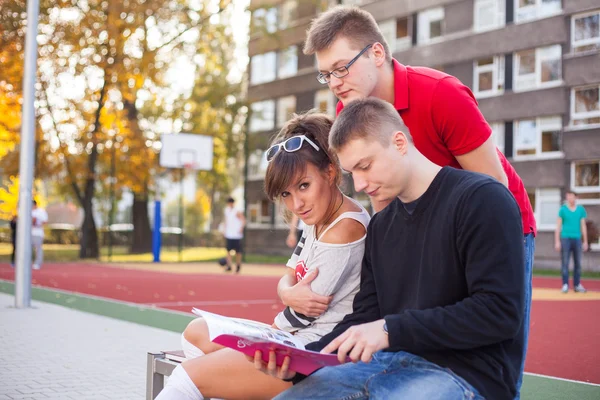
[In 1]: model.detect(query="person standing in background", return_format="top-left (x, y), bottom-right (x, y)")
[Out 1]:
top-left (31, 200), bottom-right (48, 270)
top-left (10, 212), bottom-right (17, 267)
top-left (223, 197), bottom-right (245, 273)
top-left (286, 214), bottom-right (306, 249)
top-left (555, 191), bottom-right (588, 293)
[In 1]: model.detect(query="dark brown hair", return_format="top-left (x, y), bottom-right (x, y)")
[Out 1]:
top-left (329, 98), bottom-right (412, 152)
top-left (304, 6), bottom-right (391, 62)
top-left (264, 111), bottom-right (341, 201)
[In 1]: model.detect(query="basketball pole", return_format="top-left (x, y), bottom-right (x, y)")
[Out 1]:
top-left (179, 168), bottom-right (184, 263)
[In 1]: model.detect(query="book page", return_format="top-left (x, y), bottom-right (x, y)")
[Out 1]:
top-left (192, 308), bottom-right (306, 350)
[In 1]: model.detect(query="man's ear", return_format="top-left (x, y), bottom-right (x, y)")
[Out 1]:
top-left (392, 131), bottom-right (409, 155)
top-left (372, 42), bottom-right (387, 67)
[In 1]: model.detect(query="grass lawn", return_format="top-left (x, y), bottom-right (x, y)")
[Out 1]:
top-left (0, 243), bottom-right (290, 264)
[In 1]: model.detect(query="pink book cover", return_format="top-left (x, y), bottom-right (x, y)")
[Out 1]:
top-left (212, 334), bottom-right (345, 376)
top-left (192, 308), bottom-right (348, 376)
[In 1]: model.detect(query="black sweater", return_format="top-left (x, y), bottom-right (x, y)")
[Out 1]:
top-left (305, 167), bottom-right (525, 400)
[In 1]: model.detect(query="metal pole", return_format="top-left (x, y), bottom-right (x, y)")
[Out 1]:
top-left (179, 169), bottom-right (184, 262)
top-left (152, 200), bottom-right (162, 263)
top-left (15, 0), bottom-right (40, 309)
top-left (108, 142), bottom-right (115, 261)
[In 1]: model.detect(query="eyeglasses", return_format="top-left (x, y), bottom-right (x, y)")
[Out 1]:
top-left (266, 135), bottom-right (320, 162)
top-left (316, 44), bottom-right (373, 84)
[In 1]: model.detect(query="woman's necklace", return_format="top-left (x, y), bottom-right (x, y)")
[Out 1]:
top-left (315, 194), bottom-right (344, 240)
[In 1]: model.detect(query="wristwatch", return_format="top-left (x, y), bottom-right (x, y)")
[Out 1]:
top-left (382, 320), bottom-right (389, 335)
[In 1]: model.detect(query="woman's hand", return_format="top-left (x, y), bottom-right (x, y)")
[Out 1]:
top-left (247, 350), bottom-right (296, 381)
top-left (279, 269), bottom-right (333, 317)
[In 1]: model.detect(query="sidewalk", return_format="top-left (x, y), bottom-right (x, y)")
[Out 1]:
top-left (0, 293), bottom-right (180, 400)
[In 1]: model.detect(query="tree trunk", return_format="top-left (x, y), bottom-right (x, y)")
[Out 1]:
top-left (79, 196), bottom-right (99, 258)
top-left (130, 192), bottom-right (152, 253)
top-left (74, 77), bottom-right (106, 259)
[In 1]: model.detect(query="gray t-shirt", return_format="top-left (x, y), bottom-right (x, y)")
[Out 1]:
top-left (274, 198), bottom-right (370, 344)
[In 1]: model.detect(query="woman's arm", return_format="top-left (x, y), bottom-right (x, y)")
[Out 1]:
top-left (277, 268), bottom-right (332, 318)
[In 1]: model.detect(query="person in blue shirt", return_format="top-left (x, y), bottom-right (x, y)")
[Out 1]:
top-left (555, 191), bottom-right (588, 293)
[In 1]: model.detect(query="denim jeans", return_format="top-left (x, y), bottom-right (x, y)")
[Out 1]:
top-left (561, 238), bottom-right (582, 287)
top-left (514, 233), bottom-right (535, 400)
top-left (274, 351), bottom-right (483, 400)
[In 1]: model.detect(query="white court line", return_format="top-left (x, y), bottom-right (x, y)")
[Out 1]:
top-left (525, 372), bottom-right (600, 387)
top-left (148, 299), bottom-right (280, 307)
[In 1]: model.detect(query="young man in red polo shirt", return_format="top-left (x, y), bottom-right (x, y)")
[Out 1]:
top-left (303, 5), bottom-right (536, 399)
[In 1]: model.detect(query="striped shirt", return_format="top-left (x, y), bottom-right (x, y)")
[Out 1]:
top-left (274, 199), bottom-right (370, 344)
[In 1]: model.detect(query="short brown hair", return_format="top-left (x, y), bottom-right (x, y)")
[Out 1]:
top-left (304, 6), bottom-right (391, 62)
top-left (329, 98), bottom-right (412, 152)
top-left (264, 111), bottom-right (341, 201)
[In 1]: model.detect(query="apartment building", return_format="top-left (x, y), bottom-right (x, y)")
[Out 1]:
top-left (244, 0), bottom-right (600, 269)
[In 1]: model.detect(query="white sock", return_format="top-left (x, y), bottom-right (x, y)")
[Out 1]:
top-left (181, 333), bottom-right (206, 359)
top-left (155, 364), bottom-right (204, 400)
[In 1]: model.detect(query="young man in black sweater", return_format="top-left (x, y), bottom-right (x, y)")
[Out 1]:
top-left (255, 98), bottom-right (525, 400)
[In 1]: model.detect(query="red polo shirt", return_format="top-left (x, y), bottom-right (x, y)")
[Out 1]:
top-left (337, 59), bottom-right (536, 236)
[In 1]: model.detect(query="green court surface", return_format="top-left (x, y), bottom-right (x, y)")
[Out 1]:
top-left (1, 280), bottom-right (599, 400)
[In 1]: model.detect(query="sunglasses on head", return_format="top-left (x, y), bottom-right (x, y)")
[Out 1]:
top-left (266, 135), bottom-right (320, 162)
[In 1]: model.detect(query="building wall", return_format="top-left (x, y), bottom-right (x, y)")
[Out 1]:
top-left (245, 0), bottom-right (600, 268)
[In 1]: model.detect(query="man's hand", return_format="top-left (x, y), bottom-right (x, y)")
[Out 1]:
top-left (246, 350), bottom-right (296, 381)
top-left (280, 269), bottom-right (332, 317)
top-left (322, 319), bottom-right (389, 364)
top-left (583, 242), bottom-right (589, 252)
top-left (555, 240), bottom-right (561, 252)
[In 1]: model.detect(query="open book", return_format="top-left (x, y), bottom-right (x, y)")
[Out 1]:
top-left (192, 308), bottom-right (346, 375)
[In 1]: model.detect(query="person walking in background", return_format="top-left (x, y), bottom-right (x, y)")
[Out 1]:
top-left (10, 212), bottom-right (17, 267)
top-left (223, 197), bottom-right (245, 273)
top-left (555, 191), bottom-right (588, 293)
top-left (31, 200), bottom-right (48, 270)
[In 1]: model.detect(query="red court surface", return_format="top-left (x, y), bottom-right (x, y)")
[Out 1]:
top-left (1, 263), bottom-right (599, 384)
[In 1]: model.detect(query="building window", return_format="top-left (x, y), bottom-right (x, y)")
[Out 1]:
top-left (250, 100), bottom-right (275, 133)
top-left (250, 52), bottom-right (276, 85)
top-left (277, 96), bottom-right (296, 128)
top-left (278, 46), bottom-right (298, 79)
top-left (279, 1), bottom-right (298, 30)
top-left (247, 149), bottom-right (268, 181)
top-left (315, 89), bottom-right (335, 117)
top-left (513, 116), bottom-right (562, 159)
top-left (572, 11), bottom-right (600, 53)
top-left (515, 0), bottom-right (561, 24)
top-left (527, 188), bottom-right (561, 230)
top-left (379, 17), bottom-right (411, 53)
top-left (474, 0), bottom-right (505, 32)
top-left (571, 85), bottom-right (600, 127)
top-left (247, 200), bottom-right (272, 226)
top-left (571, 161), bottom-right (600, 204)
top-left (490, 122), bottom-right (505, 154)
top-left (473, 56), bottom-right (505, 97)
top-left (417, 7), bottom-right (444, 45)
top-left (513, 44), bottom-right (561, 92)
top-left (252, 7), bottom-right (278, 34)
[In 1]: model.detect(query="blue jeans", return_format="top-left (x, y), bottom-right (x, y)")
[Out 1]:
top-left (515, 233), bottom-right (535, 400)
top-left (274, 351), bottom-right (483, 400)
top-left (561, 238), bottom-right (582, 287)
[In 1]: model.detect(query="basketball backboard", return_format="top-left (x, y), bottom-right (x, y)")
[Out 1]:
top-left (160, 133), bottom-right (214, 170)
